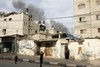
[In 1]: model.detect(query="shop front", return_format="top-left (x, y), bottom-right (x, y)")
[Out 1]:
top-left (0, 35), bottom-right (22, 54)
top-left (0, 36), bottom-right (15, 54)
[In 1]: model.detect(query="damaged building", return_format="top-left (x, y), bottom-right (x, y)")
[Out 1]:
top-left (0, 10), bottom-right (71, 59)
top-left (0, 10), bottom-right (40, 54)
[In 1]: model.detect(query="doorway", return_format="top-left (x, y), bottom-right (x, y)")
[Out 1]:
top-left (0, 43), bottom-right (3, 54)
top-left (3, 42), bottom-right (13, 53)
top-left (65, 45), bottom-right (70, 59)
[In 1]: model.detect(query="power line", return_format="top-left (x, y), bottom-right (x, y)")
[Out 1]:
top-left (34, 11), bottom-right (100, 20)
top-left (0, 11), bottom-right (100, 21)
top-left (34, 13), bottom-right (91, 20)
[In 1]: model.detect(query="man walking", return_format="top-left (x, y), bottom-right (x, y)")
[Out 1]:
top-left (65, 46), bottom-right (70, 59)
top-left (14, 55), bottom-right (18, 64)
top-left (40, 51), bottom-right (44, 67)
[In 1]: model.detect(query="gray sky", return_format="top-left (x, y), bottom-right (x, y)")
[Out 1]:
top-left (0, 0), bottom-right (74, 33)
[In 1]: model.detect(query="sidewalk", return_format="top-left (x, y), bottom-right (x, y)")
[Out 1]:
top-left (0, 53), bottom-right (100, 67)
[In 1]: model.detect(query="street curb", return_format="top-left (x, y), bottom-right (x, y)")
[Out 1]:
top-left (0, 56), bottom-right (13, 61)
top-left (0, 56), bottom-right (91, 67)
top-left (49, 62), bottom-right (58, 65)
top-left (23, 59), bottom-right (29, 62)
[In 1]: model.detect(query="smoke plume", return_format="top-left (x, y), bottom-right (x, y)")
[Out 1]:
top-left (12, 0), bottom-right (25, 12)
top-left (50, 20), bottom-right (70, 33)
top-left (27, 4), bottom-right (45, 20)
top-left (12, 0), bottom-right (45, 20)
top-left (12, 0), bottom-right (69, 33)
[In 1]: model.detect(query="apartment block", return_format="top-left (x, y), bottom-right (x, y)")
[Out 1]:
top-left (0, 12), bottom-right (39, 36)
top-left (74, 0), bottom-right (100, 38)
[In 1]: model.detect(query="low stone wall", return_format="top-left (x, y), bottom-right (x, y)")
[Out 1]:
top-left (68, 39), bottom-right (100, 60)
top-left (18, 40), bottom-right (37, 56)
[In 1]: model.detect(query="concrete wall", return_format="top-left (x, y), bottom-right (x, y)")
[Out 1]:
top-left (18, 38), bottom-right (68, 59)
top-left (52, 39), bottom-right (68, 59)
top-left (18, 40), bottom-right (37, 56)
top-left (68, 39), bottom-right (100, 60)
top-left (31, 34), bottom-right (47, 40)
top-left (31, 34), bottom-right (52, 40)
top-left (39, 39), bottom-right (68, 59)
top-left (40, 40), bottom-right (65, 59)
top-left (47, 28), bottom-right (57, 34)
top-left (52, 40), bottom-right (62, 58)
top-left (29, 22), bottom-right (39, 34)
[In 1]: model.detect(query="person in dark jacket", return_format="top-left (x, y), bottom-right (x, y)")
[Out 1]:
top-left (14, 55), bottom-right (18, 64)
top-left (40, 51), bottom-right (44, 67)
top-left (65, 46), bottom-right (70, 59)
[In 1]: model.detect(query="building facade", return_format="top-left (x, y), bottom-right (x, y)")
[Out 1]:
top-left (18, 34), bottom-right (69, 59)
top-left (74, 0), bottom-right (100, 38)
top-left (0, 11), bottom-right (40, 54)
top-left (0, 12), bottom-right (39, 36)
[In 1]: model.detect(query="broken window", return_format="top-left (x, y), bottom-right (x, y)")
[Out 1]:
top-left (24, 22), bottom-right (28, 26)
top-left (98, 28), bottom-right (100, 33)
top-left (4, 19), bottom-right (7, 21)
top-left (78, 3), bottom-right (85, 9)
top-left (2, 29), bottom-right (6, 35)
top-left (96, 14), bottom-right (100, 20)
top-left (80, 29), bottom-right (86, 34)
top-left (9, 18), bottom-right (12, 21)
top-left (96, 0), bottom-right (100, 5)
top-left (38, 21), bottom-right (41, 24)
top-left (79, 17), bottom-right (86, 22)
top-left (43, 21), bottom-right (45, 24)
top-left (35, 30), bottom-right (37, 33)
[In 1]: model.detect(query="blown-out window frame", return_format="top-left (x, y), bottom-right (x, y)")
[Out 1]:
top-left (79, 17), bottom-right (86, 22)
top-left (80, 29), bottom-right (87, 34)
top-left (96, 0), bottom-right (100, 5)
top-left (96, 14), bottom-right (100, 20)
top-left (78, 3), bottom-right (85, 9)
top-left (98, 28), bottom-right (100, 33)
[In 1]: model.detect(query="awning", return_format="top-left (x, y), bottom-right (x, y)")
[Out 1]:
top-left (0, 34), bottom-right (23, 38)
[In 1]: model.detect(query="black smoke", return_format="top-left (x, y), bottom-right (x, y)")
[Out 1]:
top-left (50, 20), bottom-right (70, 33)
top-left (12, 0), bottom-right (45, 20)
top-left (27, 4), bottom-right (45, 20)
top-left (12, 0), bottom-right (69, 33)
top-left (12, 0), bottom-right (25, 12)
